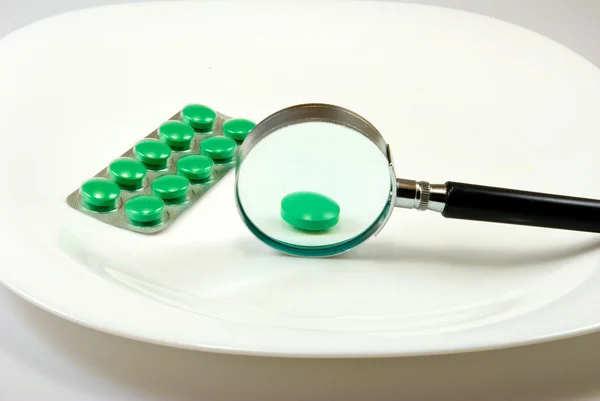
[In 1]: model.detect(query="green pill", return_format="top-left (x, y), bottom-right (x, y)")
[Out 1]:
top-left (180, 104), bottom-right (216, 132)
top-left (200, 136), bottom-right (236, 161)
top-left (152, 174), bottom-right (190, 202)
top-left (176, 155), bottom-right (214, 181)
top-left (281, 191), bottom-right (340, 232)
top-left (135, 140), bottom-right (171, 169)
top-left (158, 120), bottom-right (195, 150)
top-left (80, 178), bottom-right (120, 212)
top-left (125, 195), bottom-right (165, 225)
top-left (223, 118), bottom-right (255, 142)
top-left (109, 158), bottom-right (147, 189)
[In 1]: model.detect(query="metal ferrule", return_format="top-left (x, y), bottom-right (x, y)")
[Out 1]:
top-left (395, 179), bottom-right (447, 212)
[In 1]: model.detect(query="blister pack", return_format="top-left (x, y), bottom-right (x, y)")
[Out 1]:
top-left (66, 103), bottom-right (255, 233)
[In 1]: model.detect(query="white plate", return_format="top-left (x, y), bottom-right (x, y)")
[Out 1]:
top-left (2, 0), bottom-right (600, 358)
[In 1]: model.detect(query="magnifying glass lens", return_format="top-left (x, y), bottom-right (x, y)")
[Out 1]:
top-left (236, 121), bottom-right (392, 255)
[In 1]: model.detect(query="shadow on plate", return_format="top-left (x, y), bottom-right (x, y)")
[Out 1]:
top-left (335, 238), bottom-right (600, 267)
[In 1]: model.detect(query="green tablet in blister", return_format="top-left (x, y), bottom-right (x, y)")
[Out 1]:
top-left (177, 155), bottom-right (214, 181)
top-left (223, 118), bottom-right (256, 142)
top-left (125, 195), bottom-right (165, 225)
top-left (152, 174), bottom-right (190, 203)
top-left (158, 121), bottom-right (195, 150)
top-left (80, 178), bottom-right (120, 212)
top-left (109, 158), bottom-right (147, 189)
top-left (181, 104), bottom-right (216, 132)
top-left (135, 140), bottom-right (171, 169)
top-left (201, 136), bottom-right (237, 161)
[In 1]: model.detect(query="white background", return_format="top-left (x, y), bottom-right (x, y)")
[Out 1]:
top-left (1, 1), bottom-right (600, 400)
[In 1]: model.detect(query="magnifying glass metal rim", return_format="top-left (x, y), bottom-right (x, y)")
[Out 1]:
top-left (234, 103), bottom-right (398, 257)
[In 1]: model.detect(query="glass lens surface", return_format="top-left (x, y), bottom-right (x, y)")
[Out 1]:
top-left (236, 121), bottom-right (392, 249)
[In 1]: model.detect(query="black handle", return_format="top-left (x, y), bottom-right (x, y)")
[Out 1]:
top-left (442, 181), bottom-right (600, 233)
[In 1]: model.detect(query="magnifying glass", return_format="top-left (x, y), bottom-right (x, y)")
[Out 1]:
top-left (235, 103), bottom-right (600, 257)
